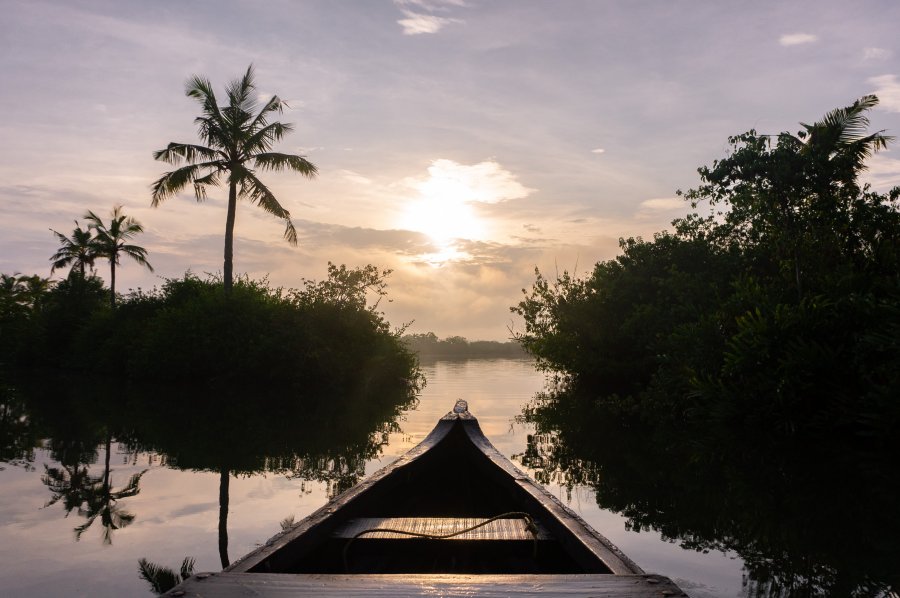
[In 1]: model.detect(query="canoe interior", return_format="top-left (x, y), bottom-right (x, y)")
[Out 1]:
top-left (245, 419), bottom-right (616, 575)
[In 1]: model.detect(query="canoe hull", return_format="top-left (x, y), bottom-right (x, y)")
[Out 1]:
top-left (164, 405), bottom-right (686, 596)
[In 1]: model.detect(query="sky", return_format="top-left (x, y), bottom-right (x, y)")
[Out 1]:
top-left (2, 0), bottom-right (900, 340)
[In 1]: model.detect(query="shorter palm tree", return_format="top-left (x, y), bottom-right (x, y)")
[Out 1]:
top-left (0, 273), bottom-right (52, 314)
top-left (84, 206), bottom-right (153, 307)
top-left (138, 557), bottom-right (195, 595)
top-left (49, 222), bottom-right (98, 277)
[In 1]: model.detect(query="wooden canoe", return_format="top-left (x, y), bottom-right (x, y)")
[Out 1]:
top-left (164, 401), bottom-right (686, 597)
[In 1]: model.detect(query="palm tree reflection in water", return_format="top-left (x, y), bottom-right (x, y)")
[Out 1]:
top-left (42, 434), bottom-right (146, 544)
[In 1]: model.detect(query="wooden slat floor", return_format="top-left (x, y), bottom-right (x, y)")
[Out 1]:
top-left (333, 516), bottom-right (551, 541)
top-left (163, 572), bottom-right (689, 597)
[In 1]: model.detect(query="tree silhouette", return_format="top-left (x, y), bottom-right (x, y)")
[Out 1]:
top-left (138, 556), bottom-right (195, 595)
top-left (42, 435), bottom-right (146, 544)
top-left (152, 65), bottom-right (317, 294)
top-left (84, 206), bottom-right (153, 307)
top-left (49, 222), bottom-right (98, 278)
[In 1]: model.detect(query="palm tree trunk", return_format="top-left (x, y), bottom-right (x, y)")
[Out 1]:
top-left (218, 467), bottom-right (230, 568)
top-left (224, 182), bottom-right (237, 295)
top-left (109, 259), bottom-right (117, 307)
top-left (104, 434), bottom-right (112, 490)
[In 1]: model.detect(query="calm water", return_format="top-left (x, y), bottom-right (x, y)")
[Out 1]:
top-left (1, 358), bottom-right (745, 597)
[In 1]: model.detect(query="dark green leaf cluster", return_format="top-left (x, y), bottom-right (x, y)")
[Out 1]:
top-left (2, 268), bottom-right (420, 399)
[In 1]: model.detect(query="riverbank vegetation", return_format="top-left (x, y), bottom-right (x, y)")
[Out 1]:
top-left (512, 96), bottom-right (900, 594)
top-left (513, 95), bottom-right (899, 445)
top-left (1, 265), bottom-right (418, 396)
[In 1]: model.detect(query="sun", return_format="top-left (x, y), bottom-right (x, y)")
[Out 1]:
top-left (400, 170), bottom-right (486, 245)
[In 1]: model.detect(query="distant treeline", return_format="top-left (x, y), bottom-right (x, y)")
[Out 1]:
top-left (401, 332), bottom-right (527, 359)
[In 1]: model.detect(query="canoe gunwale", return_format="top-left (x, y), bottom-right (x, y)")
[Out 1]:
top-left (225, 415), bottom-right (460, 574)
top-left (457, 417), bottom-right (643, 575)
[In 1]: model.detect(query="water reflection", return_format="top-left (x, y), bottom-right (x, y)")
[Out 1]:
top-left (0, 380), bottom-right (38, 470)
top-left (1, 366), bottom-right (417, 573)
top-left (42, 435), bottom-right (146, 544)
top-left (520, 383), bottom-right (900, 597)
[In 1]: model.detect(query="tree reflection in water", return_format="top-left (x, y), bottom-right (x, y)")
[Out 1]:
top-left (2, 359), bottom-right (417, 578)
top-left (41, 435), bottom-right (146, 544)
top-left (0, 380), bottom-right (37, 471)
top-left (518, 384), bottom-right (900, 598)
top-left (121, 377), bottom-right (417, 570)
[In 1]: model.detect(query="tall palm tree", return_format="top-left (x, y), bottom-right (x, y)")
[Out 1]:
top-left (84, 206), bottom-right (153, 307)
top-left (49, 222), bottom-right (98, 277)
top-left (151, 65), bottom-right (317, 294)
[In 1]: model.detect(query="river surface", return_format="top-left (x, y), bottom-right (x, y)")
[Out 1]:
top-left (1, 358), bottom-right (745, 597)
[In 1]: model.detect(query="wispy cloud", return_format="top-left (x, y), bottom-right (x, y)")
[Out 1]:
top-left (864, 47), bottom-right (891, 61)
top-left (870, 74), bottom-right (900, 112)
top-left (338, 169), bottom-right (373, 185)
top-left (394, 0), bottom-right (464, 35)
top-left (295, 220), bottom-right (436, 255)
top-left (863, 153), bottom-right (900, 191)
top-left (591, 148), bottom-right (606, 154)
top-left (779, 33), bottom-right (817, 46)
top-left (395, 0), bottom-right (467, 10)
top-left (634, 197), bottom-right (687, 220)
top-left (397, 11), bottom-right (458, 35)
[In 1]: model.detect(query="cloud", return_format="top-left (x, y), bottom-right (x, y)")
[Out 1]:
top-left (397, 11), bottom-right (459, 35)
top-left (401, 159), bottom-right (533, 204)
top-left (634, 197), bottom-right (687, 220)
top-left (863, 152), bottom-right (900, 191)
top-left (294, 220), bottom-right (436, 255)
top-left (591, 148), bottom-right (605, 154)
top-left (870, 74), bottom-right (900, 112)
top-left (337, 169), bottom-right (373, 185)
top-left (779, 33), bottom-right (817, 46)
top-left (395, 0), bottom-right (468, 10)
top-left (864, 47), bottom-right (891, 61)
top-left (393, 0), bottom-right (465, 35)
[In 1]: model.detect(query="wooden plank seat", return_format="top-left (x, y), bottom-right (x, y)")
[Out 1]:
top-left (333, 517), bottom-right (552, 541)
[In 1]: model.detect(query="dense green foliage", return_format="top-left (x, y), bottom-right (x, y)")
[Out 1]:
top-left (1, 265), bottom-right (419, 396)
top-left (513, 97), bottom-right (900, 441)
top-left (511, 95), bottom-right (900, 596)
top-left (1, 264), bottom-right (420, 559)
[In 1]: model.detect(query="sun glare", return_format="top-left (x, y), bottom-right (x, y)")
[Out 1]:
top-left (400, 168), bottom-right (487, 248)
top-left (402, 195), bottom-right (484, 245)
top-left (398, 159), bottom-right (532, 265)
